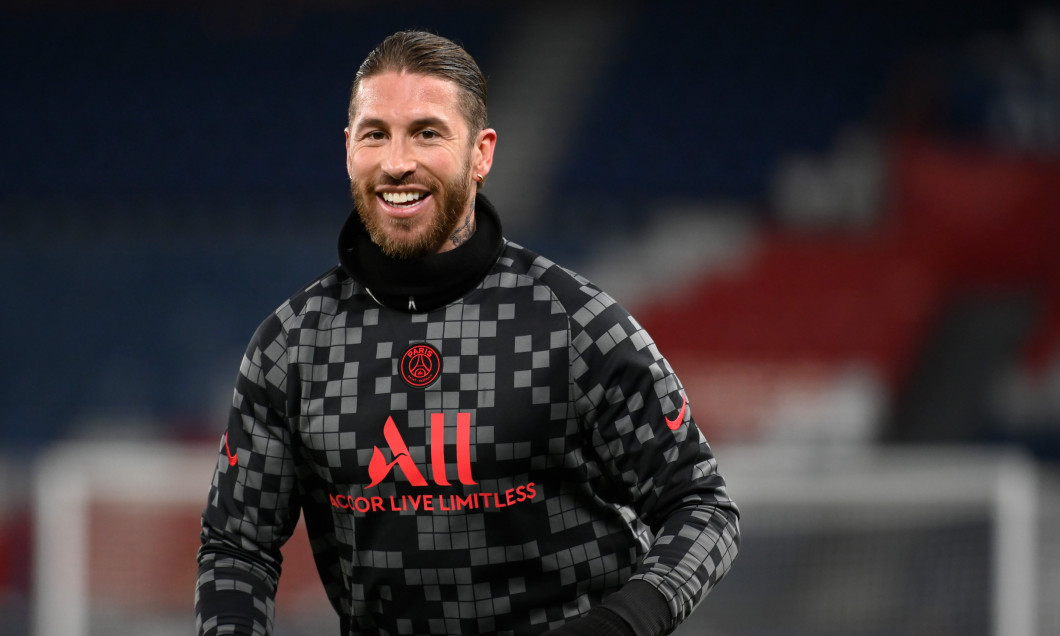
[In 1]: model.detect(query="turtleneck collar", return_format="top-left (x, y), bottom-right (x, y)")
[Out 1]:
top-left (337, 193), bottom-right (505, 313)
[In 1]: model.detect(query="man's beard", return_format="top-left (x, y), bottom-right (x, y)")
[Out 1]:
top-left (351, 162), bottom-right (474, 260)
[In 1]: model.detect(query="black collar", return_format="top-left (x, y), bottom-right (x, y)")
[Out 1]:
top-left (337, 194), bottom-right (505, 313)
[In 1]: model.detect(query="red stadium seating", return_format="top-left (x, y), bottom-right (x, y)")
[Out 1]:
top-left (636, 137), bottom-right (1060, 441)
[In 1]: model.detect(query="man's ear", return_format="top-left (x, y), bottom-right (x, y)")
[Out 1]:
top-left (472, 128), bottom-right (497, 184)
top-left (344, 127), bottom-right (354, 178)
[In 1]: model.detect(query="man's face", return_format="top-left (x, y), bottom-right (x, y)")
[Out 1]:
top-left (345, 71), bottom-right (496, 259)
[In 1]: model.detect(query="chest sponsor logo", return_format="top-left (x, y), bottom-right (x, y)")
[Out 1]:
top-left (367, 413), bottom-right (475, 488)
top-left (329, 412), bottom-right (538, 514)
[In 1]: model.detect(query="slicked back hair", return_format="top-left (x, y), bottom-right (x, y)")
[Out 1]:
top-left (348, 30), bottom-right (488, 135)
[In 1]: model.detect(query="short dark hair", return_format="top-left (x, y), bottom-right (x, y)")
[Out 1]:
top-left (348, 30), bottom-right (488, 134)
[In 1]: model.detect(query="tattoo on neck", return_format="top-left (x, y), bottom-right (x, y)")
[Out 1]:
top-left (449, 211), bottom-right (476, 248)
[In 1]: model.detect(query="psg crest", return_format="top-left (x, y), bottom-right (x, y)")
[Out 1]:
top-left (400, 343), bottom-right (442, 389)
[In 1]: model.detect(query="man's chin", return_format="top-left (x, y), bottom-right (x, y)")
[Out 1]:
top-left (374, 228), bottom-right (439, 260)
top-left (354, 189), bottom-right (467, 259)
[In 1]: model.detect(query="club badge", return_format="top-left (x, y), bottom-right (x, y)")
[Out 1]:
top-left (400, 343), bottom-right (442, 389)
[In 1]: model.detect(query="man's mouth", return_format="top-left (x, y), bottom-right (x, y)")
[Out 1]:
top-left (380, 191), bottom-right (428, 207)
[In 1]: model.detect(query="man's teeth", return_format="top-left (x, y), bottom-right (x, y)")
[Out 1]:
top-left (382, 192), bottom-right (425, 205)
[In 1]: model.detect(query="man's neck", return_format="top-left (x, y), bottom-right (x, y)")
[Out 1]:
top-left (444, 208), bottom-right (477, 252)
top-left (338, 193), bottom-right (504, 313)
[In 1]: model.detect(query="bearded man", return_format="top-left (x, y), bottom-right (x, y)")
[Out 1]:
top-left (196, 30), bottom-right (739, 636)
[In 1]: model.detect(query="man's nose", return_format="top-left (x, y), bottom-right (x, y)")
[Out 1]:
top-left (381, 137), bottom-right (416, 180)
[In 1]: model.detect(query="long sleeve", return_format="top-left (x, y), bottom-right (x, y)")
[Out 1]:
top-left (193, 245), bottom-right (738, 636)
top-left (562, 285), bottom-right (741, 634)
top-left (196, 310), bottom-right (302, 636)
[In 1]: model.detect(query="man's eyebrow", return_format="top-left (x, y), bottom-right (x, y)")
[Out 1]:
top-left (353, 117), bottom-right (388, 132)
top-left (409, 117), bottom-right (450, 131)
top-left (354, 116), bottom-right (452, 132)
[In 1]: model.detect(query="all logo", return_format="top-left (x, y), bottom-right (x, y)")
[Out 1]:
top-left (367, 413), bottom-right (476, 488)
top-left (333, 413), bottom-right (539, 514)
top-left (400, 343), bottom-right (441, 389)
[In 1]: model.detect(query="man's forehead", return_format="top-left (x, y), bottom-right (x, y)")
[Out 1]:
top-left (353, 71), bottom-right (463, 120)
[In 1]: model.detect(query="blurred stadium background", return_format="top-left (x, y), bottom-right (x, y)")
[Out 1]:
top-left (3, 0), bottom-right (1060, 634)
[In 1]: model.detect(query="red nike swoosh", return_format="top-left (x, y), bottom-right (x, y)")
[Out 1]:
top-left (224, 432), bottom-right (238, 466)
top-left (665, 395), bottom-right (687, 430)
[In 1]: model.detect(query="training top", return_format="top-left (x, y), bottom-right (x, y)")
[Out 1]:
top-left (196, 195), bottom-right (740, 636)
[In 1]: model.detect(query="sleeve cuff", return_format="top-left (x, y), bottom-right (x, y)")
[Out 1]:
top-left (542, 580), bottom-right (673, 636)
top-left (599, 579), bottom-right (672, 636)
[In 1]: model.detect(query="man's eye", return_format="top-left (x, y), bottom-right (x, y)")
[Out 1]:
top-left (363, 131), bottom-right (385, 141)
top-left (420, 130), bottom-right (438, 139)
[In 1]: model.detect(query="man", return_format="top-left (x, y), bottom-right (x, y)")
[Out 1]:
top-left (196, 30), bottom-right (739, 636)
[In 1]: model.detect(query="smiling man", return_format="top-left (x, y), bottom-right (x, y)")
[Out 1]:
top-left (346, 66), bottom-right (494, 259)
top-left (196, 30), bottom-right (739, 636)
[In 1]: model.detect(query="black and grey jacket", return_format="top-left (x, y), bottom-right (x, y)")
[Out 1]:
top-left (196, 195), bottom-right (740, 636)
